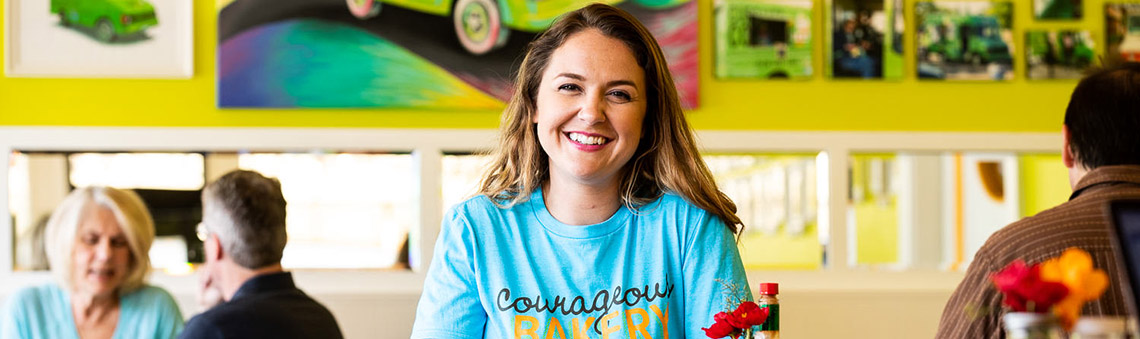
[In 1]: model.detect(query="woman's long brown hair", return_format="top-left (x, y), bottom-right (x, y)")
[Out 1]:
top-left (477, 3), bottom-right (743, 234)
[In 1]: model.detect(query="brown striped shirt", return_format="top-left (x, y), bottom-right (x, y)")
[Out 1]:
top-left (936, 165), bottom-right (1140, 339)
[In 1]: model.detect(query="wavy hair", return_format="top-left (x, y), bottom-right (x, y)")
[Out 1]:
top-left (477, 3), bottom-right (742, 233)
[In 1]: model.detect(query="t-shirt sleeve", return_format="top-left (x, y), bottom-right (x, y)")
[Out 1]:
top-left (681, 211), bottom-right (752, 338)
top-left (147, 287), bottom-right (185, 339)
top-left (410, 207), bottom-right (487, 339)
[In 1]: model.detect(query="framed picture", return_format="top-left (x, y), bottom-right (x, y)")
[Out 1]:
top-left (826, 0), bottom-right (905, 79)
top-left (1025, 30), bottom-right (1094, 80)
top-left (1106, 3), bottom-right (1140, 62)
top-left (1034, 0), bottom-right (1082, 20)
top-left (915, 1), bottom-right (1015, 81)
top-left (714, 0), bottom-right (815, 79)
top-left (216, 0), bottom-right (699, 109)
top-left (3, 0), bottom-right (193, 77)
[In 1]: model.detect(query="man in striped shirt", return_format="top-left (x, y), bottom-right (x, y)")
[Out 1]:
top-left (936, 62), bottom-right (1140, 338)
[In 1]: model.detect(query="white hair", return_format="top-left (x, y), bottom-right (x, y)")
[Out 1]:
top-left (44, 187), bottom-right (154, 295)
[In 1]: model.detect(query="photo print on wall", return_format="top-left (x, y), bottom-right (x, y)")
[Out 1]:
top-left (1034, 0), bottom-right (1081, 20)
top-left (714, 0), bottom-right (815, 79)
top-left (216, 0), bottom-right (699, 109)
top-left (1106, 3), bottom-right (1140, 62)
top-left (3, 0), bottom-right (193, 77)
top-left (826, 0), bottom-right (905, 79)
top-left (916, 1), bottom-right (1015, 81)
top-left (1025, 30), bottom-right (1094, 80)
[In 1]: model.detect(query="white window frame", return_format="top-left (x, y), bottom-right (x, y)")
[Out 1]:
top-left (0, 127), bottom-right (1061, 294)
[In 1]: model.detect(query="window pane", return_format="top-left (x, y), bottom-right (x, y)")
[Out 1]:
top-left (705, 154), bottom-right (825, 270)
top-left (848, 154), bottom-right (901, 267)
top-left (848, 152), bottom-right (1061, 271)
top-left (441, 154), bottom-right (492, 213)
top-left (238, 153), bottom-right (414, 270)
top-left (69, 153), bottom-right (205, 190)
top-left (10, 152), bottom-right (201, 272)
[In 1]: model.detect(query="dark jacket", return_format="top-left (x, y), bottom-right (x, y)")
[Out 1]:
top-left (180, 272), bottom-right (343, 339)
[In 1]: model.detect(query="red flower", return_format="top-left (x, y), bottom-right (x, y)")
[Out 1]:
top-left (992, 260), bottom-right (1033, 292)
top-left (991, 259), bottom-right (1070, 312)
top-left (703, 312), bottom-right (739, 338)
top-left (727, 302), bottom-right (769, 328)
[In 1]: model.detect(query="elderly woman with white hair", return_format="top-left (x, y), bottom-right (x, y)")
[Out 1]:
top-left (1, 187), bottom-right (184, 339)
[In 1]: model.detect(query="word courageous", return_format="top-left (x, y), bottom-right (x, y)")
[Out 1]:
top-left (496, 280), bottom-right (675, 317)
top-left (513, 305), bottom-right (671, 339)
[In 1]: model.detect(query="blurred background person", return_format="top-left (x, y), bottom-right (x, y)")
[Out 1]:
top-left (834, 18), bottom-right (876, 78)
top-left (1, 187), bottom-right (184, 339)
top-left (180, 170), bottom-right (342, 339)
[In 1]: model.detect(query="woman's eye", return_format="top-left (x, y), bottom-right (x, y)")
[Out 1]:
top-left (111, 238), bottom-right (128, 248)
top-left (81, 235), bottom-right (99, 245)
top-left (608, 90), bottom-right (632, 102)
top-left (558, 84), bottom-right (581, 92)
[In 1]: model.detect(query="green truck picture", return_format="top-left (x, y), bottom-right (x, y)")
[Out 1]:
top-left (919, 14), bottom-right (1012, 66)
top-left (51, 0), bottom-right (159, 43)
top-left (1026, 31), bottom-right (1093, 69)
top-left (346, 0), bottom-right (687, 55)
top-left (715, 0), bottom-right (814, 79)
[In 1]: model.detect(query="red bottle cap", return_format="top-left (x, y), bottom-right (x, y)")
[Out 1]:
top-left (760, 283), bottom-right (778, 295)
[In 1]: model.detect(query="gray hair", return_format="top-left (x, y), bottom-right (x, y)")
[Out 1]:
top-left (201, 170), bottom-right (287, 269)
top-left (44, 187), bottom-right (154, 295)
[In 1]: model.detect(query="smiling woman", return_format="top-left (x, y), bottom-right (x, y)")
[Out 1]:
top-left (0, 187), bottom-right (184, 339)
top-left (411, 4), bottom-right (751, 338)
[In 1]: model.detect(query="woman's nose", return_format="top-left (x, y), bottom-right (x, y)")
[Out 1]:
top-left (576, 94), bottom-right (607, 123)
top-left (93, 240), bottom-right (112, 260)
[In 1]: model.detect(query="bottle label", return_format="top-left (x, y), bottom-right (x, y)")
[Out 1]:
top-left (759, 304), bottom-right (779, 331)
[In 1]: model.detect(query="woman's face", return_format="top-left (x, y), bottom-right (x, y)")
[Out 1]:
top-left (72, 206), bottom-right (131, 298)
top-left (534, 29), bottom-right (647, 188)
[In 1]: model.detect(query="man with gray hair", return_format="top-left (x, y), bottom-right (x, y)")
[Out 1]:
top-left (180, 170), bottom-right (342, 339)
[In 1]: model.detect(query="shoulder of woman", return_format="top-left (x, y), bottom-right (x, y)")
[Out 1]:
top-left (2, 284), bottom-right (63, 313)
top-left (643, 192), bottom-right (712, 217)
top-left (121, 285), bottom-right (179, 308)
top-left (445, 193), bottom-right (530, 222)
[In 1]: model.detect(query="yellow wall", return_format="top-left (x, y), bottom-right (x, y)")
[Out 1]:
top-left (1, 0), bottom-right (1121, 130)
top-left (1019, 153), bottom-right (1071, 217)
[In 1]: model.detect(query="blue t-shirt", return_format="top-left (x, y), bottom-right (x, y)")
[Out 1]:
top-left (412, 188), bottom-right (751, 339)
top-left (1, 284), bottom-right (184, 339)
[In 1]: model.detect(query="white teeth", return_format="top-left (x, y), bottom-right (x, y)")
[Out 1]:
top-left (568, 132), bottom-right (607, 145)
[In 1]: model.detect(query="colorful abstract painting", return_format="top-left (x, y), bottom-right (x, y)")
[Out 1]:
top-left (217, 0), bottom-right (698, 109)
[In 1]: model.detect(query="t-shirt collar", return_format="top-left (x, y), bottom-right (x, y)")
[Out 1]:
top-left (529, 187), bottom-right (632, 239)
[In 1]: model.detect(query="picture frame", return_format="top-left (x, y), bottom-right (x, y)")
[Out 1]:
top-left (714, 0), bottom-right (815, 80)
top-left (825, 0), bottom-right (905, 79)
top-left (1025, 30), bottom-right (1094, 80)
top-left (3, 0), bottom-right (193, 78)
top-left (215, 0), bottom-right (699, 109)
top-left (915, 1), bottom-right (1015, 81)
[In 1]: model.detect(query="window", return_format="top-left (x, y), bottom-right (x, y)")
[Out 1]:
top-left (8, 150), bottom-right (416, 272)
top-left (238, 152), bottom-right (414, 269)
top-left (441, 154), bottom-right (492, 214)
top-left (69, 153), bottom-right (205, 190)
top-left (705, 153), bottom-right (826, 270)
top-left (10, 151), bottom-right (204, 272)
top-left (847, 152), bottom-right (1067, 270)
